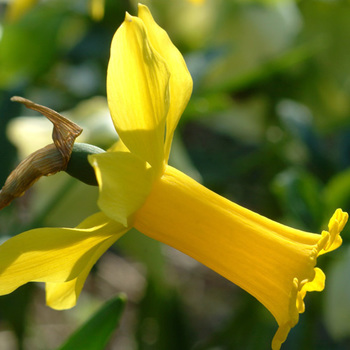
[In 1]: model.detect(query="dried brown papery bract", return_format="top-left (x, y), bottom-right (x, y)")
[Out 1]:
top-left (0, 97), bottom-right (83, 210)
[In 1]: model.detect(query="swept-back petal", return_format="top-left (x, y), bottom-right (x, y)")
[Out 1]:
top-left (45, 234), bottom-right (119, 310)
top-left (89, 151), bottom-right (154, 227)
top-left (138, 4), bottom-right (193, 162)
top-left (107, 11), bottom-right (170, 173)
top-left (0, 212), bottom-right (127, 295)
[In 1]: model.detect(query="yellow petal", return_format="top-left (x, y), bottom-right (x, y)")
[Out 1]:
top-left (134, 165), bottom-right (347, 350)
top-left (46, 279), bottom-right (79, 311)
top-left (89, 151), bottom-right (154, 227)
top-left (0, 212), bottom-right (126, 295)
top-left (45, 235), bottom-right (119, 310)
top-left (108, 139), bottom-right (129, 153)
top-left (323, 208), bottom-right (347, 252)
top-left (107, 11), bottom-right (170, 173)
top-left (138, 4), bottom-right (193, 162)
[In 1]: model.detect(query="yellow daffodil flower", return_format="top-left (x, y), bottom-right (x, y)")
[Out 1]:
top-left (187, 0), bottom-right (204, 4)
top-left (6, 0), bottom-right (39, 21)
top-left (0, 4), bottom-right (347, 350)
top-left (89, 0), bottom-right (105, 21)
top-left (6, 0), bottom-right (105, 21)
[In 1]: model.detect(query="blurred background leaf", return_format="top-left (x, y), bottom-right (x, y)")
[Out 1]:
top-left (57, 293), bottom-right (126, 350)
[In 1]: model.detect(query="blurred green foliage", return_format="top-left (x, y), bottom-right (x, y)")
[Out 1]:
top-left (57, 294), bottom-right (126, 350)
top-left (1, 0), bottom-right (350, 349)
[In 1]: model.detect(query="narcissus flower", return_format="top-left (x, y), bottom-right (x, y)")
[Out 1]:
top-left (0, 4), bottom-right (347, 350)
top-left (6, 0), bottom-right (105, 21)
top-left (5, 0), bottom-right (39, 21)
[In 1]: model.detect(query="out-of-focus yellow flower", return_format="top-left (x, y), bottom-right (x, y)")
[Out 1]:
top-left (6, 0), bottom-right (39, 21)
top-left (0, 4), bottom-right (347, 350)
top-left (188, 0), bottom-right (204, 4)
top-left (89, 0), bottom-right (105, 21)
top-left (6, 0), bottom-right (105, 21)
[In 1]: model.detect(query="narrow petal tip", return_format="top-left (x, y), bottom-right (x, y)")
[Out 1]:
top-left (125, 12), bottom-right (133, 22)
top-left (138, 3), bottom-right (149, 14)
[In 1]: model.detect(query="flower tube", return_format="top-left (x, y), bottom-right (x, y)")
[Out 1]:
top-left (134, 166), bottom-right (347, 348)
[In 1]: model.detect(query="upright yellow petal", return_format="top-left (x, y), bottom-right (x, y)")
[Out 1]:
top-left (89, 151), bottom-right (154, 227)
top-left (138, 4), bottom-right (193, 162)
top-left (134, 165), bottom-right (347, 350)
top-left (0, 212), bottom-right (127, 295)
top-left (107, 12), bottom-right (170, 173)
